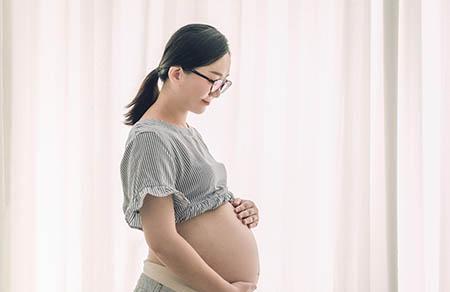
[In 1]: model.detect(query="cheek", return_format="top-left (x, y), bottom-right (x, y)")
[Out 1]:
top-left (183, 82), bottom-right (210, 98)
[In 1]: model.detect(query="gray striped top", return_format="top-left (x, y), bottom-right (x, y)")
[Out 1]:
top-left (120, 119), bottom-right (235, 231)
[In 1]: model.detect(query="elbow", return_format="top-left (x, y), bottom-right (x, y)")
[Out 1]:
top-left (146, 232), bottom-right (180, 255)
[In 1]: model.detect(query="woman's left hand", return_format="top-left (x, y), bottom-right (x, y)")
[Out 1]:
top-left (231, 198), bottom-right (259, 229)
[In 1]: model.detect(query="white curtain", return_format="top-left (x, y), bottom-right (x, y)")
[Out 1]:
top-left (1, 0), bottom-right (449, 291)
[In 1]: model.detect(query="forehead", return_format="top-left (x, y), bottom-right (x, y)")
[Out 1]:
top-left (201, 53), bottom-right (231, 76)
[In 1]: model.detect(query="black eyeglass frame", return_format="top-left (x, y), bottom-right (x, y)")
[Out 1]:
top-left (187, 68), bottom-right (232, 96)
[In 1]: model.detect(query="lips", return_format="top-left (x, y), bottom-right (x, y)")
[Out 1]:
top-left (202, 100), bottom-right (210, 105)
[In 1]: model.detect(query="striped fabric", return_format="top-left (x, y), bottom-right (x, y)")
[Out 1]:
top-left (120, 119), bottom-right (235, 231)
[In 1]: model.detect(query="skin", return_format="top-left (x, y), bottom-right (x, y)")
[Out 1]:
top-left (141, 53), bottom-right (260, 228)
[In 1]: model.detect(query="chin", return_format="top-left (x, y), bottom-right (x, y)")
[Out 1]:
top-left (191, 107), bottom-right (207, 114)
top-left (190, 103), bottom-right (209, 114)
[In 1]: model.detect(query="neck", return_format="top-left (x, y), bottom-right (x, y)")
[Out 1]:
top-left (142, 87), bottom-right (188, 127)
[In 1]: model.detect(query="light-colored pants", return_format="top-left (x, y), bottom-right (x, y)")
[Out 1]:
top-left (133, 260), bottom-right (199, 292)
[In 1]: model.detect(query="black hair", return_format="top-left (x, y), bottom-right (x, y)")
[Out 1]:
top-left (123, 23), bottom-right (230, 126)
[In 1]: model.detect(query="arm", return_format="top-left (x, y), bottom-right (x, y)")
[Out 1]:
top-left (154, 233), bottom-right (233, 292)
top-left (140, 193), bottom-right (234, 292)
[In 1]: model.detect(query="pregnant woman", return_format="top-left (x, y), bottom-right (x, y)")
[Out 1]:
top-left (120, 24), bottom-right (260, 292)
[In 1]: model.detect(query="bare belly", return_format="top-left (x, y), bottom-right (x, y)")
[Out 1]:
top-left (146, 201), bottom-right (260, 284)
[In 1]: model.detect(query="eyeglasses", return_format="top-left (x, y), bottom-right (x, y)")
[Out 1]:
top-left (188, 69), bottom-right (232, 96)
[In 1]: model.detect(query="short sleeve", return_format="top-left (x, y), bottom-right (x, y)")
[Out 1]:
top-left (120, 131), bottom-right (191, 231)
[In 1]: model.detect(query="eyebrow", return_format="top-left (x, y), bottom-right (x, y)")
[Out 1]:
top-left (209, 70), bottom-right (230, 78)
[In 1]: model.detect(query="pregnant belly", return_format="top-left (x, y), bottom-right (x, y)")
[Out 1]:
top-left (147, 201), bottom-right (260, 284)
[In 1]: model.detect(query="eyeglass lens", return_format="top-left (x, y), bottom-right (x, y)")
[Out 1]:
top-left (211, 80), bottom-right (231, 94)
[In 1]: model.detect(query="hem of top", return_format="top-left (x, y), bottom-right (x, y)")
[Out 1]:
top-left (176, 191), bottom-right (235, 223)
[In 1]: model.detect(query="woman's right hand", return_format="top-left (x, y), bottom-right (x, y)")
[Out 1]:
top-left (229, 281), bottom-right (258, 292)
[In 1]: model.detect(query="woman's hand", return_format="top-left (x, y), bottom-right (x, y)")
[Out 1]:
top-left (231, 198), bottom-right (259, 229)
top-left (229, 281), bottom-right (257, 292)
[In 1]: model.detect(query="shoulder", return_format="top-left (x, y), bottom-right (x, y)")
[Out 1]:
top-left (130, 131), bottom-right (174, 155)
top-left (129, 124), bottom-right (190, 156)
top-left (127, 122), bottom-right (174, 145)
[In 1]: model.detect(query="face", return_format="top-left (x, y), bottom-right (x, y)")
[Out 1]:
top-left (172, 53), bottom-right (231, 114)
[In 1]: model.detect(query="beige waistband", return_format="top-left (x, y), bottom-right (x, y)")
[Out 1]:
top-left (143, 260), bottom-right (199, 292)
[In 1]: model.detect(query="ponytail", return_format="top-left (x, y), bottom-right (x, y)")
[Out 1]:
top-left (123, 67), bottom-right (161, 126)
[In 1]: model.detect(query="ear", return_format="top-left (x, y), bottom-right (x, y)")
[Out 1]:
top-left (167, 66), bottom-right (184, 84)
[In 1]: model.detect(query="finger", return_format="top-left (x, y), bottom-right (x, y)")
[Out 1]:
top-left (237, 207), bottom-right (257, 218)
top-left (247, 217), bottom-right (259, 228)
top-left (247, 221), bottom-right (258, 228)
top-left (234, 200), bottom-right (251, 212)
top-left (243, 215), bottom-right (258, 224)
top-left (236, 209), bottom-right (251, 219)
top-left (245, 215), bottom-right (259, 224)
top-left (248, 222), bottom-right (257, 228)
top-left (231, 198), bottom-right (241, 206)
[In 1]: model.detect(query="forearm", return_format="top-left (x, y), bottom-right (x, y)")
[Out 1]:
top-left (154, 234), bottom-right (233, 292)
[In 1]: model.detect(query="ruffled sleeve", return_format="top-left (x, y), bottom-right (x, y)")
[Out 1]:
top-left (120, 131), bottom-right (191, 231)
